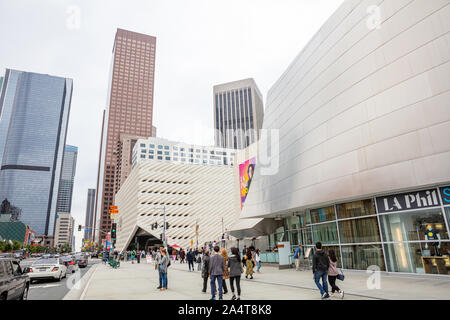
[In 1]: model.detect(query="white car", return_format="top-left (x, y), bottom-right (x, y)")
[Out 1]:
top-left (28, 258), bottom-right (68, 283)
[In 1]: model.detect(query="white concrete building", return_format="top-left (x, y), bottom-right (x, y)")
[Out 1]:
top-left (234, 0), bottom-right (450, 275)
top-left (113, 137), bottom-right (239, 251)
top-left (54, 212), bottom-right (75, 248)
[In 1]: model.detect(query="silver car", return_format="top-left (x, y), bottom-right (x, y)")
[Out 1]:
top-left (28, 258), bottom-right (68, 283)
top-left (61, 256), bottom-right (80, 274)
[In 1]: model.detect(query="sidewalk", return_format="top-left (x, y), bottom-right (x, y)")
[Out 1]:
top-left (77, 260), bottom-right (450, 300)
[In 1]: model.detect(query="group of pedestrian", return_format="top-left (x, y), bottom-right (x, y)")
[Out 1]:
top-left (312, 242), bottom-right (344, 300)
top-left (202, 245), bottom-right (243, 300)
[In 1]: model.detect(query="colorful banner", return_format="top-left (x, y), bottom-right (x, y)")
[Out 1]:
top-left (239, 157), bottom-right (256, 209)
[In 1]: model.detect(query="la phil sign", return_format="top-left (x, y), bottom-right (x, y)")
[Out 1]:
top-left (376, 189), bottom-right (440, 213)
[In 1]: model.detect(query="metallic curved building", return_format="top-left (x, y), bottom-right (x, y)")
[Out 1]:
top-left (239, 0), bottom-right (450, 275)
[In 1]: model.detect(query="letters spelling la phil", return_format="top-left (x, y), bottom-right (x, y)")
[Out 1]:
top-left (383, 190), bottom-right (439, 212)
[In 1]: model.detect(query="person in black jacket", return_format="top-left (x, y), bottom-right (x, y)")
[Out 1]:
top-left (312, 242), bottom-right (330, 300)
top-left (187, 249), bottom-right (194, 272)
top-left (201, 251), bottom-right (211, 293)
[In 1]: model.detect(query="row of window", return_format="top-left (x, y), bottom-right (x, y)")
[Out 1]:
top-left (138, 143), bottom-right (234, 156)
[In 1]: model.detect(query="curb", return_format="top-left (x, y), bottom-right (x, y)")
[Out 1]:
top-left (63, 262), bottom-right (100, 300)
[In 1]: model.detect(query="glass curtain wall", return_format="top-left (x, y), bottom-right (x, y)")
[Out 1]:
top-left (269, 195), bottom-right (450, 275)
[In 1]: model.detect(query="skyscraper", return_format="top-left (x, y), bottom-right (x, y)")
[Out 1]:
top-left (94, 29), bottom-right (157, 242)
top-left (213, 78), bottom-right (264, 150)
top-left (0, 69), bottom-right (72, 235)
top-left (56, 145), bottom-right (78, 213)
top-left (83, 188), bottom-right (95, 243)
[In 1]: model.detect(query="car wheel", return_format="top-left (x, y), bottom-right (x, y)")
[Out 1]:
top-left (57, 272), bottom-right (62, 281)
top-left (20, 285), bottom-right (29, 300)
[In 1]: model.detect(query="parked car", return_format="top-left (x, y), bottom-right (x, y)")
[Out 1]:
top-left (75, 254), bottom-right (88, 268)
top-left (27, 258), bottom-right (67, 283)
top-left (0, 257), bottom-right (30, 300)
top-left (61, 256), bottom-right (79, 273)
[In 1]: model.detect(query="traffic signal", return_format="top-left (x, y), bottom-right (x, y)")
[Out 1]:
top-left (159, 233), bottom-right (162, 241)
top-left (111, 223), bottom-right (117, 240)
top-left (78, 225), bottom-right (81, 231)
top-left (165, 222), bottom-right (169, 229)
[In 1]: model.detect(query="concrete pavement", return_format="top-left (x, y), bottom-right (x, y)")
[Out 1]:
top-left (71, 259), bottom-right (450, 300)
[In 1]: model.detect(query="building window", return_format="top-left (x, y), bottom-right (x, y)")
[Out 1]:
top-left (149, 155), bottom-right (154, 159)
top-left (165, 157), bottom-right (170, 161)
top-left (164, 146), bottom-right (169, 150)
top-left (341, 245), bottom-right (386, 271)
top-left (149, 144), bottom-right (155, 148)
top-left (336, 199), bottom-right (376, 219)
top-left (158, 145), bottom-right (163, 149)
top-left (379, 208), bottom-right (448, 243)
top-left (157, 156), bottom-right (163, 160)
top-left (309, 206), bottom-right (336, 224)
top-left (312, 222), bottom-right (339, 245)
top-left (140, 155), bottom-right (145, 159)
top-left (338, 217), bottom-right (381, 244)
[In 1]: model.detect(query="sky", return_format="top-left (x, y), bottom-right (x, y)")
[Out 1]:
top-left (0, 0), bottom-right (344, 250)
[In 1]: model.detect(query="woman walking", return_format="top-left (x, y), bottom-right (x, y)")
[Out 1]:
top-left (255, 249), bottom-right (262, 273)
top-left (221, 248), bottom-right (229, 294)
top-left (228, 247), bottom-right (243, 300)
top-left (201, 251), bottom-right (210, 293)
top-left (245, 249), bottom-right (255, 279)
top-left (327, 249), bottom-right (344, 299)
top-left (158, 248), bottom-right (169, 291)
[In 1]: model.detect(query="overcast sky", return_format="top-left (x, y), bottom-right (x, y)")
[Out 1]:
top-left (0, 0), bottom-right (343, 250)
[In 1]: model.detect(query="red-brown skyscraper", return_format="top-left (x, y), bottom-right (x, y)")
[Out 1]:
top-left (94, 29), bottom-right (156, 243)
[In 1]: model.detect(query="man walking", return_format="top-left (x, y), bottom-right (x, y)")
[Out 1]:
top-left (312, 242), bottom-right (330, 300)
top-left (294, 245), bottom-right (303, 271)
top-left (187, 249), bottom-right (194, 271)
top-left (208, 245), bottom-right (224, 300)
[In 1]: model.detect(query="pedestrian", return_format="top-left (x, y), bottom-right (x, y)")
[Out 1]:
top-left (131, 250), bottom-right (136, 264)
top-left (327, 249), bottom-right (344, 299)
top-left (197, 250), bottom-right (203, 271)
top-left (208, 245), bottom-right (224, 300)
top-left (201, 251), bottom-right (210, 293)
top-left (137, 250), bottom-right (141, 264)
top-left (312, 242), bottom-right (330, 300)
top-left (228, 247), bottom-right (243, 300)
top-left (157, 248), bottom-right (169, 291)
top-left (172, 249), bottom-right (177, 263)
top-left (294, 245), bottom-right (303, 271)
top-left (242, 246), bottom-right (247, 268)
top-left (187, 249), bottom-right (194, 271)
top-left (245, 249), bottom-right (255, 279)
top-left (180, 249), bottom-right (185, 263)
top-left (255, 249), bottom-right (262, 273)
top-left (221, 248), bottom-right (229, 294)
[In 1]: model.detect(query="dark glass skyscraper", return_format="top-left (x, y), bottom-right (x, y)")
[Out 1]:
top-left (0, 69), bottom-right (72, 235)
top-left (56, 145), bottom-right (78, 213)
top-left (213, 78), bottom-right (264, 150)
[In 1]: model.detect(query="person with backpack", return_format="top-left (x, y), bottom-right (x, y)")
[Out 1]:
top-left (312, 242), bottom-right (330, 300)
top-left (228, 247), bottom-right (243, 300)
top-left (327, 249), bottom-right (344, 299)
top-left (201, 251), bottom-right (210, 293)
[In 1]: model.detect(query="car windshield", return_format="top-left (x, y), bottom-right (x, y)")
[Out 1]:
top-left (33, 258), bottom-right (58, 265)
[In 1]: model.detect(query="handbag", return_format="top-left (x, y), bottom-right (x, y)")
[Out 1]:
top-left (337, 268), bottom-right (345, 281)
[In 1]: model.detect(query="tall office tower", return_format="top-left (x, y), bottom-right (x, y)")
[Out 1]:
top-left (213, 78), bottom-right (264, 150)
top-left (94, 28), bottom-right (156, 243)
top-left (83, 188), bottom-right (95, 242)
top-left (0, 69), bottom-right (72, 236)
top-left (56, 145), bottom-right (78, 213)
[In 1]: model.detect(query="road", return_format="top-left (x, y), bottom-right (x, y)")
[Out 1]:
top-left (20, 258), bottom-right (101, 300)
